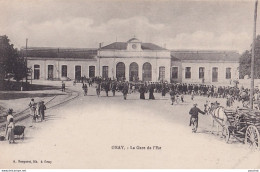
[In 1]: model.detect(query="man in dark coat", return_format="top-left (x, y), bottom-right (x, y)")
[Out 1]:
top-left (170, 89), bottom-right (175, 105)
top-left (96, 83), bottom-right (101, 97)
top-left (122, 83), bottom-right (129, 100)
top-left (39, 101), bottom-right (46, 121)
top-left (139, 84), bottom-right (146, 99)
top-left (104, 82), bottom-right (110, 97)
top-left (161, 85), bottom-right (166, 97)
top-left (61, 82), bottom-right (65, 92)
top-left (112, 83), bottom-right (117, 96)
top-left (189, 103), bottom-right (205, 133)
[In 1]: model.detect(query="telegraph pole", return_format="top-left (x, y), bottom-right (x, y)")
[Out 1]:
top-left (250, 0), bottom-right (258, 109)
top-left (25, 38), bottom-right (28, 83)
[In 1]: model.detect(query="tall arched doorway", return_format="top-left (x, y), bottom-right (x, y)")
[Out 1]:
top-left (142, 62), bottom-right (152, 81)
top-left (116, 62), bottom-right (125, 80)
top-left (129, 62), bottom-right (138, 81)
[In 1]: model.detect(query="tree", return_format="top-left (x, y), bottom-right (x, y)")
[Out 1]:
top-left (0, 35), bottom-right (27, 82)
top-left (239, 35), bottom-right (260, 79)
top-left (239, 50), bottom-right (251, 79)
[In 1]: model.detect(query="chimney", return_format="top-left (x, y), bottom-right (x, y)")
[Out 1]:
top-left (99, 43), bottom-right (103, 48)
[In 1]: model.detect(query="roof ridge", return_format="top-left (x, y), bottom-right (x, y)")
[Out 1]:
top-left (171, 49), bottom-right (239, 53)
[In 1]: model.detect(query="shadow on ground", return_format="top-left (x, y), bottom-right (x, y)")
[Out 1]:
top-left (0, 81), bottom-right (60, 91)
top-left (29, 84), bottom-right (60, 91)
top-left (0, 92), bottom-right (64, 100)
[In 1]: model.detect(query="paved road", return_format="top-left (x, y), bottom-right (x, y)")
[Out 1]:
top-left (0, 84), bottom-right (259, 169)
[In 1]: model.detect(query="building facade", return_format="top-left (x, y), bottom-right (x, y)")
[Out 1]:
top-left (25, 48), bottom-right (97, 80)
top-left (171, 50), bottom-right (240, 84)
top-left (24, 38), bottom-right (240, 84)
top-left (98, 38), bottom-right (171, 82)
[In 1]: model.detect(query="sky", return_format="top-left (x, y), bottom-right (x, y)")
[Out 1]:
top-left (0, 0), bottom-right (259, 52)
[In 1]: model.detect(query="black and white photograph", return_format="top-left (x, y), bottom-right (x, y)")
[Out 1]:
top-left (0, 0), bottom-right (260, 170)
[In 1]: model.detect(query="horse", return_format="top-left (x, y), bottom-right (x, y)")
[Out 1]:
top-left (207, 102), bottom-right (229, 136)
top-left (204, 100), bottom-right (211, 115)
top-left (240, 91), bottom-right (250, 108)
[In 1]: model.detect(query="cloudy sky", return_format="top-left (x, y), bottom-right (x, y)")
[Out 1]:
top-left (0, 0), bottom-right (259, 52)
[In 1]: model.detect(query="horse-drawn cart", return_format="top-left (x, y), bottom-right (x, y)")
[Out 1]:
top-left (223, 108), bottom-right (260, 150)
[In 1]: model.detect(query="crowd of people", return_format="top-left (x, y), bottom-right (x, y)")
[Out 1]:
top-left (4, 76), bottom-right (259, 143)
top-left (74, 77), bottom-right (256, 108)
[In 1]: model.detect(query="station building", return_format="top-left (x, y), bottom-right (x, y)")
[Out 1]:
top-left (23, 38), bottom-right (240, 84)
top-left (171, 50), bottom-right (240, 84)
top-left (24, 47), bottom-right (97, 81)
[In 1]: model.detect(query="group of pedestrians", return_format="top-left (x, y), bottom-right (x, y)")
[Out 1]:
top-left (3, 98), bottom-right (47, 144)
top-left (93, 81), bottom-right (157, 100)
top-left (75, 77), bottom-right (253, 105)
top-left (29, 98), bottom-right (46, 122)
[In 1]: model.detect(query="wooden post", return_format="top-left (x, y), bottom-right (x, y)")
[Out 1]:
top-left (25, 38), bottom-right (28, 83)
top-left (250, 0), bottom-right (258, 109)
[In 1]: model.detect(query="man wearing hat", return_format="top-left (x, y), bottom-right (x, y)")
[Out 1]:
top-left (189, 103), bottom-right (205, 133)
top-left (39, 101), bottom-right (46, 121)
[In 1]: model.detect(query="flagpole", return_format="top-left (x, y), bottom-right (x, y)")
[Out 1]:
top-left (250, 0), bottom-right (258, 109)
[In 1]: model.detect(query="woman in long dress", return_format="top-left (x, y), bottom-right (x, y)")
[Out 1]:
top-left (162, 85), bottom-right (166, 97)
top-left (7, 118), bottom-right (15, 144)
top-left (5, 109), bottom-right (13, 138)
top-left (149, 85), bottom-right (155, 100)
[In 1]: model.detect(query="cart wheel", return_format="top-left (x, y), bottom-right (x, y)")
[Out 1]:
top-left (245, 125), bottom-right (260, 150)
top-left (224, 127), bottom-right (230, 143)
top-left (19, 133), bottom-right (24, 141)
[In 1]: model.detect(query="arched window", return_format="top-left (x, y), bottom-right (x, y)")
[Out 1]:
top-left (129, 62), bottom-right (138, 81)
top-left (116, 62), bottom-right (125, 80)
top-left (142, 62), bottom-right (152, 81)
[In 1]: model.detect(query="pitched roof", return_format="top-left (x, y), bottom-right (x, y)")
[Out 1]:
top-left (171, 50), bottom-right (240, 62)
top-left (100, 42), bottom-right (127, 50)
top-left (127, 38), bottom-right (141, 42)
top-left (20, 47), bottom-right (97, 59)
top-left (100, 42), bottom-right (167, 50)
